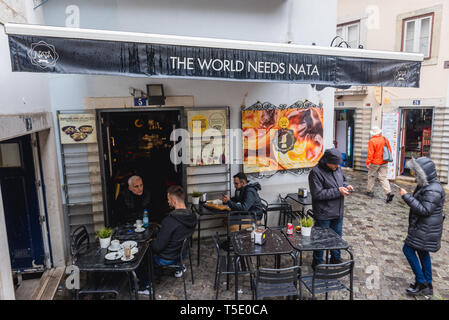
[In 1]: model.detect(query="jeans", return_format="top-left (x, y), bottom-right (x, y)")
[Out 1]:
top-left (137, 255), bottom-right (176, 289)
top-left (402, 244), bottom-right (432, 285)
top-left (312, 217), bottom-right (343, 263)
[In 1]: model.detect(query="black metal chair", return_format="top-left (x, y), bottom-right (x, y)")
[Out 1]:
top-left (299, 249), bottom-right (354, 300)
top-left (252, 266), bottom-right (301, 300)
top-left (155, 237), bottom-right (194, 300)
top-left (70, 226), bottom-right (129, 300)
top-left (212, 232), bottom-right (254, 300)
top-left (261, 196), bottom-right (294, 227)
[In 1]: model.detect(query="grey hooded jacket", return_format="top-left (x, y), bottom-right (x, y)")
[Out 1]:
top-left (402, 157), bottom-right (445, 252)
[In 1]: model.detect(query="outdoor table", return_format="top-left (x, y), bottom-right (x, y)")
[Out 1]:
top-left (286, 193), bottom-right (313, 219)
top-left (113, 222), bottom-right (159, 243)
top-left (191, 203), bottom-right (229, 266)
top-left (282, 226), bottom-right (349, 265)
top-left (230, 228), bottom-right (297, 300)
top-left (74, 240), bottom-right (153, 300)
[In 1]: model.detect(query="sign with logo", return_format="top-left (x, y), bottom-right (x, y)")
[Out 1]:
top-left (134, 97), bottom-right (147, 107)
top-left (58, 113), bottom-right (97, 144)
top-left (8, 34), bottom-right (421, 87)
top-left (382, 112), bottom-right (400, 179)
top-left (242, 103), bottom-right (324, 173)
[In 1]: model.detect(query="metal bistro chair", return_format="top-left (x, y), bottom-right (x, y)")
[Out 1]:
top-left (155, 237), bottom-right (194, 300)
top-left (261, 196), bottom-right (294, 228)
top-left (70, 226), bottom-right (129, 300)
top-left (252, 265), bottom-right (302, 300)
top-left (213, 232), bottom-right (254, 300)
top-left (299, 249), bottom-right (355, 300)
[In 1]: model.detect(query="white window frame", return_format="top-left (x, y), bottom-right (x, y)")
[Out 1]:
top-left (336, 21), bottom-right (360, 49)
top-left (402, 14), bottom-right (433, 58)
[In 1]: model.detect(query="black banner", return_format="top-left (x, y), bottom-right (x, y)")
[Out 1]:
top-left (8, 34), bottom-right (421, 87)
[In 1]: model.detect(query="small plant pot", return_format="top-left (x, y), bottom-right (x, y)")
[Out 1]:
top-left (301, 227), bottom-right (312, 237)
top-left (192, 197), bottom-right (200, 205)
top-left (99, 236), bottom-right (111, 249)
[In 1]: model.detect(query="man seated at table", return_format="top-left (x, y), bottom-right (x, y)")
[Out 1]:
top-left (222, 172), bottom-right (264, 231)
top-left (137, 185), bottom-right (197, 295)
top-left (113, 175), bottom-right (151, 226)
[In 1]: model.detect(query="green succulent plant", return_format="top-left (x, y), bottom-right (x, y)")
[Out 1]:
top-left (97, 227), bottom-right (113, 239)
top-left (191, 191), bottom-right (203, 197)
top-left (300, 216), bottom-right (314, 228)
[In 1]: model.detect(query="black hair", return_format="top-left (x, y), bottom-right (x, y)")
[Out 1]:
top-left (233, 172), bottom-right (248, 182)
top-left (167, 185), bottom-right (185, 201)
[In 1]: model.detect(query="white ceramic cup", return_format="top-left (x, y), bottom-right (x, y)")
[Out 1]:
top-left (110, 239), bottom-right (120, 249)
top-left (136, 220), bottom-right (143, 228)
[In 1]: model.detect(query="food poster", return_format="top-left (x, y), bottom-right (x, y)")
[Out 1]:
top-left (58, 113), bottom-right (97, 144)
top-left (188, 110), bottom-right (227, 166)
top-left (242, 107), bottom-right (324, 173)
top-left (381, 112), bottom-right (400, 180)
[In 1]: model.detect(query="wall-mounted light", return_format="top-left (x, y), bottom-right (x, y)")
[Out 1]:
top-left (147, 84), bottom-right (166, 105)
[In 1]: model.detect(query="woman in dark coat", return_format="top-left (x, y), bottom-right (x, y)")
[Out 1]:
top-left (399, 157), bottom-right (445, 296)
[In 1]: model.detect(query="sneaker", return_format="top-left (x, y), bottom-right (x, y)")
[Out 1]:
top-left (329, 257), bottom-right (344, 264)
top-left (386, 193), bottom-right (394, 203)
top-left (406, 282), bottom-right (429, 296)
top-left (311, 259), bottom-right (321, 271)
top-left (365, 191), bottom-right (374, 197)
top-left (138, 288), bottom-right (150, 296)
top-left (174, 265), bottom-right (187, 278)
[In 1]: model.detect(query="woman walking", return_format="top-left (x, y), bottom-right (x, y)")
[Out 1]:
top-left (399, 157), bottom-right (445, 296)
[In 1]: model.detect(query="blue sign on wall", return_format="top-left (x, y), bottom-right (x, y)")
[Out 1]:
top-left (134, 98), bottom-right (147, 107)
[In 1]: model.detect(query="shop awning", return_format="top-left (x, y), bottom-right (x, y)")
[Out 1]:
top-left (4, 23), bottom-right (423, 87)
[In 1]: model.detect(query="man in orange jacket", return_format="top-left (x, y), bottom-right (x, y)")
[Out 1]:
top-left (366, 126), bottom-right (394, 203)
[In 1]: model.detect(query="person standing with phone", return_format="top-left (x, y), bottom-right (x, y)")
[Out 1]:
top-left (399, 157), bottom-right (445, 296)
top-left (365, 126), bottom-right (394, 203)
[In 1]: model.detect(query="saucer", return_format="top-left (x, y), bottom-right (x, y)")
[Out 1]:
top-left (134, 227), bottom-right (145, 233)
top-left (121, 254), bottom-right (135, 262)
top-left (105, 252), bottom-right (122, 261)
top-left (108, 245), bottom-right (121, 252)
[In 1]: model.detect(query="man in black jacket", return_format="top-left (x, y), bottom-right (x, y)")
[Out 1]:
top-left (113, 176), bottom-right (151, 226)
top-left (399, 157), bottom-right (445, 296)
top-left (308, 148), bottom-right (354, 269)
top-left (222, 172), bottom-right (264, 222)
top-left (137, 185), bottom-right (197, 295)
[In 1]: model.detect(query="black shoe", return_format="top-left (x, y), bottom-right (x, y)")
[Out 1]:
top-left (365, 191), bottom-right (374, 197)
top-left (425, 283), bottom-right (434, 296)
top-left (311, 259), bottom-right (321, 271)
top-left (386, 193), bottom-right (394, 203)
top-left (406, 282), bottom-right (430, 296)
top-left (330, 257), bottom-right (344, 264)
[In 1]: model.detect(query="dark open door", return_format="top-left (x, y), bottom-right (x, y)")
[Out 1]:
top-left (0, 135), bottom-right (45, 271)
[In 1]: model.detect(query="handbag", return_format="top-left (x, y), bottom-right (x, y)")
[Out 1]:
top-left (382, 137), bottom-right (393, 162)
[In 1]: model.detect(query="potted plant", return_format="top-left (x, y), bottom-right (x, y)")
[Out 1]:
top-left (97, 227), bottom-right (113, 248)
top-left (191, 191), bottom-right (202, 205)
top-left (300, 216), bottom-right (314, 237)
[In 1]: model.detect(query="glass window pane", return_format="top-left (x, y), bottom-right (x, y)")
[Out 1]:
top-left (0, 143), bottom-right (22, 168)
top-left (420, 17), bottom-right (431, 56)
top-left (404, 20), bottom-right (415, 52)
top-left (336, 27), bottom-right (343, 37)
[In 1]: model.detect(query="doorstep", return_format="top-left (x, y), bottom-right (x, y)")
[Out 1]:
top-left (30, 267), bottom-right (65, 300)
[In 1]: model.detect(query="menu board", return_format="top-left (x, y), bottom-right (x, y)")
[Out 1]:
top-left (242, 107), bottom-right (324, 173)
top-left (58, 113), bottom-right (97, 144)
top-left (382, 112), bottom-right (400, 179)
top-left (187, 109), bottom-right (227, 166)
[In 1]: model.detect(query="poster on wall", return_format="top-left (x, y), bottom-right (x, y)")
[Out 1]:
top-left (187, 109), bottom-right (227, 166)
top-left (382, 112), bottom-right (400, 179)
top-left (242, 104), bottom-right (324, 173)
top-left (58, 113), bottom-right (97, 144)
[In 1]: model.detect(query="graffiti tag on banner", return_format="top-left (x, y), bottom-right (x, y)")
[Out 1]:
top-left (58, 113), bottom-right (97, 144)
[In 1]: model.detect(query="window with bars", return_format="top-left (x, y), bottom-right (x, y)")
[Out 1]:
top-left (336, 21), bottom-right (360, 48)
top-left (402, 14), bottom-right (433, 58)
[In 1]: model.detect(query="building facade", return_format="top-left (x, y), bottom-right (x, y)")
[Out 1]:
top-left (334, 0), bottom-right (449, 183)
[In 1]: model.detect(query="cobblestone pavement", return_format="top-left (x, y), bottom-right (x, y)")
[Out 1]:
top-left (55, 170), bottom-right (449, 300)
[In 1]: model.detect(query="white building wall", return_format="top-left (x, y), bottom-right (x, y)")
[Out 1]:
top-left (39, 0), bottom-right (337, 209)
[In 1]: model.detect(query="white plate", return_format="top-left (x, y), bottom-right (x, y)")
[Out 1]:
top-left (107, 245), bottom-right (121, 252)
top-left (120, 241), bottom-right (137, 249)
top-left (119, 247), bottom-right (138, 255)
top-left (134, 227), bottom-right (145, 233)
top-left (121, 254), bottom-right (135, 262)
top-left (105, 252), bottom-right (122, 261)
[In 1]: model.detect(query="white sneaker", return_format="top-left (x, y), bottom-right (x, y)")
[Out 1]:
top-left (138, 289), bottom-right (150, 296)
top-left (174, 265), bottom-right (187, 278)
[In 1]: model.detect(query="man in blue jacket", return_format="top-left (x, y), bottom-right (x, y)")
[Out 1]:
top-left (308, 148), bottom-right (354, 269)
top-left (222, 172), bottom-right (264, 223)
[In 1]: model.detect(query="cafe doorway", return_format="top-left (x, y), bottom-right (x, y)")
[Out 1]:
top-left (334, 109), bottom-right (355, 168)
top-left (398, 108), bottom-right (433, 176)
top-left (98, 108), bottom-right (185, 227)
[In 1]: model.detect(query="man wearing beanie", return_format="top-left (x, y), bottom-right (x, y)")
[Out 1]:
top-left (308, 148), bottom-right (354, 269)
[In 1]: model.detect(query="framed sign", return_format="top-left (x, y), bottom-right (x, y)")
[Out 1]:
top-left (187, 109), bottom-right (227, 166)
top-left (382, 112), bottom-right (400, 179)
top-left (58, 113), bottom-right (97, 144)
top-left (242, 102), bottom-right (324, 173)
